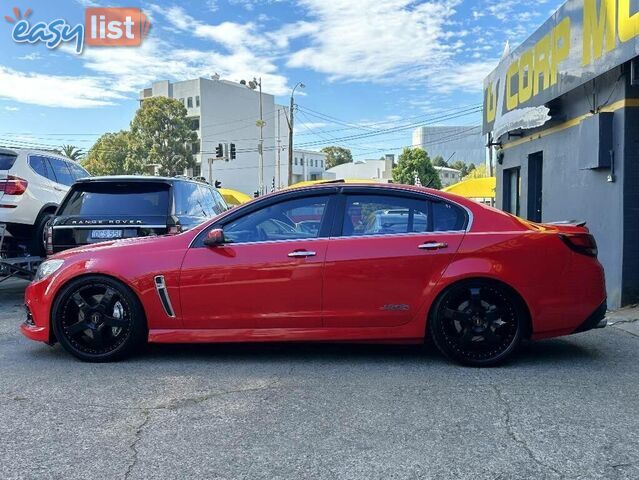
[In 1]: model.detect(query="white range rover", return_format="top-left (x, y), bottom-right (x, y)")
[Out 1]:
top-left (0, 148), bottom-right (90, 256)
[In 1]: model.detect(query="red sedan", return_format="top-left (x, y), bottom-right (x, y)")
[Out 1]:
top-left (21, 183), bottom-right (607, 366)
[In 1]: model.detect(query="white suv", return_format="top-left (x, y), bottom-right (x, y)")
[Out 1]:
top-left (0, 148), bottom-right (90, 256)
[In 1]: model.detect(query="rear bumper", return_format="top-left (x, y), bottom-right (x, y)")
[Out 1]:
top-left (573, 300), bottom-right (607, 334)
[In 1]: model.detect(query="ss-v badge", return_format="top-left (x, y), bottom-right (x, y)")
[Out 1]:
top-left (380, 304), bottom-right (410, 311)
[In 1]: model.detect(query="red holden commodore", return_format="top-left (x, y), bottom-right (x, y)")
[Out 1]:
top-left (21, 183), bottom-right (607, 366)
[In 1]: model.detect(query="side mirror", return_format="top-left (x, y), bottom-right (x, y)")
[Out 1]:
top-left (203, 228), bottom-right (225, 247)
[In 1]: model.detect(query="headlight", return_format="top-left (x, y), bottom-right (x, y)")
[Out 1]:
top-left (34, 259), bottom-right (65, 281)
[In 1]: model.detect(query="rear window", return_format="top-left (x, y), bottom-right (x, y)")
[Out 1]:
top-left (0, 153), bottom-right (17, 170)
top-left (61, 182), bottom-right (170, 216)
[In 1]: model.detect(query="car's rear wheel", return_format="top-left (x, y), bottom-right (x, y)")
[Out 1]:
top-left (29, 212), bottom-right (53, 257)
top-left (429, 280), bottom-right (525, 367)
top-left (52, 276), bottom-right (147, 362)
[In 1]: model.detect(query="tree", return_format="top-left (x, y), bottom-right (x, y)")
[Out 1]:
top-left (432, 155), bottom-right (448, 167)
top-left (129, 97), bottom-right (197, 176)
top-left (60, 144), bottom-right (84, 161)
top-left (450, 160), bottom-right (468, 177)
top-left (320, 146), bottom-right (353, 169)
top-left (82, 131), bottom-right (145, 176)
top-left (463, 164), bottom-right (488, 180)
top-left (392, 148), bottom-right (442, 189)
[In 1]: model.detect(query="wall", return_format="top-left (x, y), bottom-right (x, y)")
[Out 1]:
top-left (496, 66), bottom-right (627, 307)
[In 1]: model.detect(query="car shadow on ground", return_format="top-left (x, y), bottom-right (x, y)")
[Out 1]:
top-left (27, 333), bottom-right (604, 369)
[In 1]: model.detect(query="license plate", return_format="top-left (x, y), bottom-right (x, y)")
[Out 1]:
top-left (91, 229), bottom-right (123, 240)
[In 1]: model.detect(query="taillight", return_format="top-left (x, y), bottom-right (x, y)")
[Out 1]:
top-left (0, 175), bottom-right (28, 195)
top-left (560, 233), bottom-right (598, 257)
top-left (46, 226), bottom-right (53, 256)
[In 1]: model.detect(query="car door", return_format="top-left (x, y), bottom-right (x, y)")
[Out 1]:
top-left (179, 192), bottom-right (335, 329)
top-left (26, 155), bottom-right (58, 204)
top-left (322, 190), bottom-right (468, 328)
top-left (46, 157), bottom-right (75, 202)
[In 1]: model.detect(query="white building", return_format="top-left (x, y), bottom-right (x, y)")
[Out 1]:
top-left (323, 154), bottom-right (461, 187)
top-left (435, 166), bottom-right (462, 187)
top-left (291, 149), bottom-right (327, 184)
top-left (323, 155), bottom-right (395, 182)
top-left (139, 77), bottom-right (325, 195)
top-left (412, 126), bottom-right (486, 167)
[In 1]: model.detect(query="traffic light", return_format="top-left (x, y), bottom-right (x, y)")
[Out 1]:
top-left (230, 143), bottom-right (236, 160)
top-left (214, 180), bottom-right (222, 188)
top-left (215, 143), bottom-right (223, 158)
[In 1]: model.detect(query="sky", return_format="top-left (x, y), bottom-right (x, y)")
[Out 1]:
top-left (0, 0), bottom-right (565, 160)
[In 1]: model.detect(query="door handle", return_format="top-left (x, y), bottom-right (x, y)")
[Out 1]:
top-left (288, 250), bottom-right (316, 258)
top-left (418, 242), bottom-right (448, 250)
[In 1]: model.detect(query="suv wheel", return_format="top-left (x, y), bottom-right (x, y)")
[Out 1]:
top-left (29, 212), bottom-right (53, 257)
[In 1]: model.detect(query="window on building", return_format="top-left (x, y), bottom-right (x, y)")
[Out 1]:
top-left (503, 167), bottom-right (521, 216)
top-left (191, 117), bottom-right (200, 130)
top-left (295, 158), bottom-right (298, 165)
top-left (300, 158), bottom-right (304, 166)
top-left (191, 142), bottom-right (200, 154)
top-left (193, 165), bottom-right (201, 177)
top-left (187, 97), bottom-right (193, 108)
top-left (195, 95), bottom-right (200, 107)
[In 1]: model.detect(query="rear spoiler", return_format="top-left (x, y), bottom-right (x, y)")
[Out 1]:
top-left (546, 220), bottom-right (587, 227)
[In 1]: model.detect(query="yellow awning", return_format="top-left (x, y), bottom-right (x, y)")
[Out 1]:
top-left (442, 177), bottom-right (496, 199)
top-left (218, 188), bottom-right (252, 206)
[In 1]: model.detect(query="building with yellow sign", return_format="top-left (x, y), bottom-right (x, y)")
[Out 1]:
top-left (483, 0), bottom-right (639, 308)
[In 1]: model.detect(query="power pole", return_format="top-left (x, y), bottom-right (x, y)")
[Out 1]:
top-left (277, 107), bottom-right (281, 190)
top-left (287, 82), bottom-right (305, 187)
top-left (287, 94), bottom-right (294, 187)
top-left (258, 78), bottom-right (264, 195)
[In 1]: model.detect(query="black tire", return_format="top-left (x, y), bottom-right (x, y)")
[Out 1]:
top-left (29, 212), bottom-right (54, 257)
top-left (428, 280), bottom-right (525, 367)
top-left (52, 275), bottom-right (147, 362)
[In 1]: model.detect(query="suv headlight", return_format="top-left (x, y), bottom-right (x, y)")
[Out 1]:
top-left (34, 259), bottom-right (65, 281)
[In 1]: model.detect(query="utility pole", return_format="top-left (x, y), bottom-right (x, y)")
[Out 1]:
top-left (277, 107), bottom-right (281, 190)
top-left (240, 77), bottom-right (265, 195)
top-left (287, 82), bottom-right (305, 186)
top-left (288, 94), bottom-right (294, 187)
top-left (257, 78), bottom-right (264, 195)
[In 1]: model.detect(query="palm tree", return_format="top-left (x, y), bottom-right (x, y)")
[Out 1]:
top-left (60, 144), bottom-right (84, 161)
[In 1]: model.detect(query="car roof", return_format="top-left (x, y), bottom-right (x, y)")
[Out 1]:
top-left (74, 175), bottom-right (209, 185)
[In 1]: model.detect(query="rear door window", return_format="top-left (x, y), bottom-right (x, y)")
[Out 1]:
top-left (61, 183), bottom-right (170, 216)
top-left (0, 153), bottom-right (17, 170)
top-left (208, 187), bottom-right (228, 215)
top-left (341, 194), bottom-right (430, 236)
top-left (48, 157), bottom-right (75, 186)
top-left (173, 181), bottom-right (207, 217)
top-left (28, 156), bottom-right (50, 179)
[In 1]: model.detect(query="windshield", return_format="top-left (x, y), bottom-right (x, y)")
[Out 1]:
top-left (61, 182), bottom-right (170, 217)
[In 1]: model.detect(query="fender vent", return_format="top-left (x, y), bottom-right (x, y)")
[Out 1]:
top-left (154, 275), bottom-right (176, 318)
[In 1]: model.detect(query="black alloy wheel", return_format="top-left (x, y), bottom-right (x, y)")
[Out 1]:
top-left (52, 276), bottom-right (147, 362)
top-left (429, 281), bottom-right (525, 367)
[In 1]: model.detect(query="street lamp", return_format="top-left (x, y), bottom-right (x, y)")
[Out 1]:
top-left (287, 82), bottom-right (305, 187)
top-left (240, 77), bottom-right (265, 195)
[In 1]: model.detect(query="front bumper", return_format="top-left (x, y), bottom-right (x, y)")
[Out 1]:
top-left (573, 300), bottom-right (607, 333)
top-left (20, 280), bottom-right (52, 343)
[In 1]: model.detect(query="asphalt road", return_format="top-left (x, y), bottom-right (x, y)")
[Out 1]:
top-left (1, 278), bottom-right (638, 480)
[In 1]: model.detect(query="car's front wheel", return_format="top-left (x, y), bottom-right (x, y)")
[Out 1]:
top-left (429, 280), bottom-right (526, 367)
top-left (52, 276), bottom-right (147, 362)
